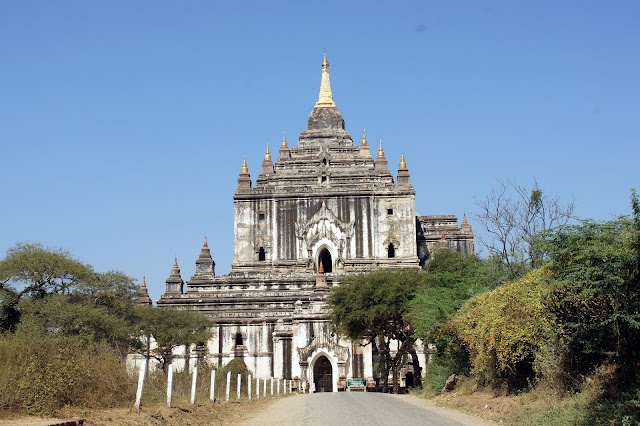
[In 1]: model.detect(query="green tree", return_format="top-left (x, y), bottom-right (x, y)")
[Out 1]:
top-left (136, 306), bottom-right (213, 372)
top-left (329, 270), bottom-right (424, 393)
top-left (538, 190), bottom-right (640, 388)
top-left (0, 243), bottom-right (95, 331)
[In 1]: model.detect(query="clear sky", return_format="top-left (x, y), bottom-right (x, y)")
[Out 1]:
top-left (1, 1), bottom-right (638, 303)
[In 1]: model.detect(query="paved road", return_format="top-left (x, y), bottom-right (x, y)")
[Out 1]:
top-left (240, 392), bottom-right (493, 426)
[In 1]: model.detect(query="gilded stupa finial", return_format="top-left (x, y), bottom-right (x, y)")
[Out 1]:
top-left (399, 153), bottom-right (407, 170)
top-left (377, 140), bottom-right (386, 159)
top-left (361, 129), bottom-right (368, 147)
top-left (173, 257), bottom-right (179, 268)
top-left (315, 50), bottom-right (336, 108)
top-left (241, 157), bottom-right (249, 174)
top-left (264, 145), bottom-right (272, 162)
top-left (203, 236), bottom-right (208, 248)
top-left (281, 132), bottom-right (288, 148)
top-left (141, 276), bottom-right (147, 288)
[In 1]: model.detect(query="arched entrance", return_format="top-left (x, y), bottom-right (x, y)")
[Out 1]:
top-left (318, 248), bottom-right (332, 273)
top-left (313, 355), bottom-right (333, 392)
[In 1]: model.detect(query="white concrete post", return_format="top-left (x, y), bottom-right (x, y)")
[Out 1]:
top-left (225, 371), bottom-right (231, 401)
top-left (289, 379), bottom-right (292, 394)
top-left (270, 377), bottom-right (274, 396)
top-left (210, 370), bottom-right (216, 401)
top-left (248, 374), bottom-right (252, 400)
top-left (256, 376), bottom-right (260, 399)
top-left (284, 379), bottom-right (287, 394)
top-left (263, 376), bottom-right (267, 397)
top-left (190, 366), bottom-right (198, 405)
top-left (134, 358), bottom-right (147, 410)
top-left (166, 363), bottom-right (174, 408)
top-left (277, 378), bottom-right (280, 394)
top-left (237, 374), bottom-right (242, 399)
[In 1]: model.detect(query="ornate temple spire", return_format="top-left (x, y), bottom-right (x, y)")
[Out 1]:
top-left (399, 153), bottom-right (407, 170)
top-left (241, 157), bottom-right (249, 174)
top-left (203, 235), bottom-right (208, 248)
top-left (141, 275), bottom-right (147, 289)
top-left (377, 140), bottom-right (386, 159)
top-left (264, 145), bottom-right (272, 162)
top-left (137, 275), bottom-right (152, 305)
top-left (361, 129), bottom-right (368, 146)
top-left (281, 132), bottom-right (288, 148)
top-left (315, 51), bottom-right (336, 108)
top-left (165, 258), bottom-right (184, 294)
top-left (237, 156), bottom-right (252, 192)
top-left (463, 213), bottom-right (468, 225)
top-left (195, 236), bottom-right (216, 278)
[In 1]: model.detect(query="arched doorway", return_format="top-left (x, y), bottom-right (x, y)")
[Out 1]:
top-left (318, 248), bottom-right (332, 273)
top-left (313, 355), bottom-right (333, 392)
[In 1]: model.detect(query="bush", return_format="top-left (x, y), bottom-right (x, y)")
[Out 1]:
top-left (0, 334), bottom-right (135, 415)
top-left (451, 268), bottom-right (556, 392)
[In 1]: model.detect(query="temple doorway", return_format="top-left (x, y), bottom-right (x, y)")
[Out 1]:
top-left (313, 355), bottom-right (333, 392)
top-left (318, 248), bottom-right (332, 273)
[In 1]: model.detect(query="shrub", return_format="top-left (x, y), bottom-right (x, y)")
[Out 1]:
top-left (0, 334), bottom-right (135, 415)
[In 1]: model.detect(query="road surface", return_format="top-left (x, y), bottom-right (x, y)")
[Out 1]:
top-left (240, 392), bottom-right (493, 425)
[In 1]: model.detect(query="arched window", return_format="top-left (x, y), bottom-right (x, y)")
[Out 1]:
top-left (235, 332), bottom-right (243, 346)
top-left (319, 248), bottom-right (332, 273)
top-left (387, 243), bottom-right (396, 258)
top-left (258, 247), bottom-right (266, 261)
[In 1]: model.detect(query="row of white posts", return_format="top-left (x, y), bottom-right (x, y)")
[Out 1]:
top-left (134, 359), bottom-right (298, 410)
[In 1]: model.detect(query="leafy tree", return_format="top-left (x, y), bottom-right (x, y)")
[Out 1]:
top-left (136, 306), bottom-right (213, 372)
top-left (474, 179), bottom-right (575, 278)
top-left (329, 270), bottom-right (424, 393)
top-left (538, 190), bottom-right (640, 388)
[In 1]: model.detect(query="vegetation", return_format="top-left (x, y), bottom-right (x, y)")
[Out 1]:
top-left (329, 270), bottom-right (424, 393)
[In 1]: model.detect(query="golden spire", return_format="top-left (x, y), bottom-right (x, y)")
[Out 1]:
top-left (241, 157), bottom-right (249, 174)
top-left (377, 140), bottom-right (386, 159)
top-left (361, 129), bottom-right (368, 147)
top-left (203, 236), bottom-right (208, 248)
top-left (281, 132), bottom-right (288, 148)
top-left (141, 276), bottom-right (147, 288)
top-left (318, 260), bottom-right (325, 274)
top-left (264, 145), bottom-right (272, 161)
top-left (173, 257), bottom-right (179, 268)
top-left (399, 153), bottom-right (407, 170)
top-left (315, 50), bottom-right (336, 108)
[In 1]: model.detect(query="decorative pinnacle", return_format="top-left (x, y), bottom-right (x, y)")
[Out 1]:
top-left (173, 257), bottom-right (179, 268)
top-left (377, 140), bottom-right (386, 159)
top-left (463, 213), bottom-right (468, 224)
top-left (399, 153), bottom-right (407, 170)
top-left (264, 145), bottom-right (272, 162)
top-left (441, 231), bottom-right (446, 241)
top-left (281, 132), bottom-right (288, 148)
top-left (241, 157), bottom-right (249, 174)
top-left (318, 260), bottom-right (325, 275)
top-left (203, 236), bottom-right (208, 248)
top-left (315, 51), bottom-right (336, 108)
top-left (141, 276), bottom-right (147, 288)
top-left (361, 129), bottom-right (368, 147)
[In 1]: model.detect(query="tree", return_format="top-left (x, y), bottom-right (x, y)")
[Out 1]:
top-left (329, 270), bottom-right (424, 393)
top-left (0, 243), bottom-right (95, 331)
top-left (474, 179), bottom-right (575, 278)
top-left (538, 190), bottom-right (640, 388)
top-left (136, 306), bottom-right (213, 372)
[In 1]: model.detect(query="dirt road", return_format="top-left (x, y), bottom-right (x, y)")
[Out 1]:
top-left (239, 392), bottom-right (495, 425)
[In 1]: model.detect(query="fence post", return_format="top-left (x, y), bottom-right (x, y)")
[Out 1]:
top-left (134, 358), bottom-right (147, 410)
top-left (277, 377), bottom-right (280, 394)
top-left (248, 374), bottom-right (252, 400)
top-left (256, 376), bottom-right (260, 399)
top-left (289, 379), bottom-right (292, 394)
top-left (190, 366), bottom-right (198, 405)
top-left (225, 371), bottom-right (231, 401)
top-left (270, 377), bottom-right (274, 396)
top-left (210, 370), bottom-right (216, 401)
top-left (166, 363), bottom-right (174, 408)
top-left (237, 373), bottom-right (242, 399)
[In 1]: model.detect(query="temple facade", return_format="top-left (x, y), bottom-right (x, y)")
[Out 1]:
top-left (153, 54), bottom-right (473, 392)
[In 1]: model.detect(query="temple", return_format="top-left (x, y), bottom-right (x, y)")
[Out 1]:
top-left (153, 53), bottom-right (474, 392)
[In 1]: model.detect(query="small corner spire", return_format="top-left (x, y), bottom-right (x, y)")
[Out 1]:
top-left (241, 157), bottom-right (249, 174)
top-left (377, 140), bottom-right (386, 159)
top-left (361, 129), bottom-right (368, 147)
top-left (441, 231), bottom-right (447, 241)
top-left (318, 260), bottom-right (325, 275)
top-left (264, 145), bottom-right (272, 162)
top-left (141, 276), bottom-right (147, 288)
top-left (281, 132), bottom-right (288, 148)
top-left (173, 257), bottom-right (179, 268)
top-left (463, 213), bottom-right (468, 224)
top-left (315, 50), bottom-right (336, 108)
top-left (399, 153), bottom-right (407, 170)
top-left (203, 235), bottom-right (208, 248)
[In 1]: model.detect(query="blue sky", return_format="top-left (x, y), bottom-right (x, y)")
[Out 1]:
top-left (1, 1), bottom-right (638, 303)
